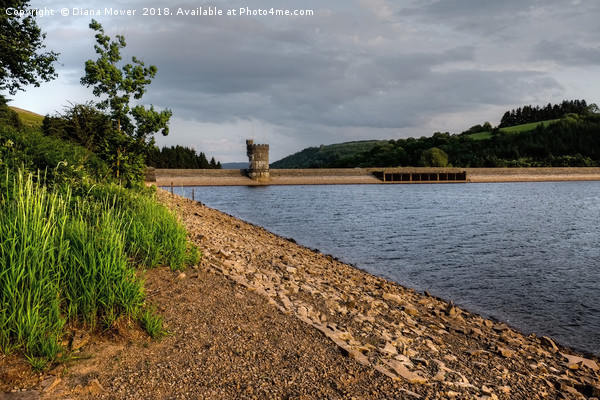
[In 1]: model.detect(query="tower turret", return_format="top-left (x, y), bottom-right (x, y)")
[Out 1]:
top-left (246, 139), bottom-right (270, 181)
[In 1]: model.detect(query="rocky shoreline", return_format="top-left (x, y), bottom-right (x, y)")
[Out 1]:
top-left (2, 189), bottom-right (599, 399)
top-left (160, 190), bottom-right (599, 399)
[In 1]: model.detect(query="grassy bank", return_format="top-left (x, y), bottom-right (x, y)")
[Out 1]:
top-left (0, 105), bottom-right (199, 369)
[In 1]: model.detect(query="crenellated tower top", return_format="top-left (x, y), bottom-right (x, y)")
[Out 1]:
top-left (246, 139), bottom-right (270, 182)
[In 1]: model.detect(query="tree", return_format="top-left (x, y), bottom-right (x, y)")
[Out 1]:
top-left (0, 1), bottom-right (58, 99)
top-left (420, 147), bottom-right (449, 167)
top-left (80, 19), bottom-right (171, 182)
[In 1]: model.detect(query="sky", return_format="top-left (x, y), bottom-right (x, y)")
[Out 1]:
top-left (9, 0), bottom-right (600, 163)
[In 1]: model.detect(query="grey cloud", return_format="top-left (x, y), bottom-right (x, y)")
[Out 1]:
top-left (531, 40), bottom-right (600, 66)
top-left (21, 0), bottom-right (600, 162)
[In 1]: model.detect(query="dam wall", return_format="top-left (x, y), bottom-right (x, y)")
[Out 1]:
top-left (149, 167), bottom-right (600, 186)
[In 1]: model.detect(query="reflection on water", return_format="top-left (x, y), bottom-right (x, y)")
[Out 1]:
top-left (171, 182), bottom-right (600, 356)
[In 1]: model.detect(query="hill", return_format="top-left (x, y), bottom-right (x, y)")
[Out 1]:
top-left (221, 162), bottom-right (249, 169)
top-left (271, 140), bottom-right (388, 168)
top-left (273, 100), bottom-right (600, 169)
top-left (9, 106), bottom-right (44, 127)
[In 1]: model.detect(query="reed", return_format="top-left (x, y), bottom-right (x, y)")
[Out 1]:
top-left (0, 171), bottom-right (199, 364)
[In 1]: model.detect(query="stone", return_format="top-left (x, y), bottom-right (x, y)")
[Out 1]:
top-left (497, 347), bottom-right (514, 358)
top-left (41, 376), bottom-right (61, 392)
top-left (444, 303), bottom-right (460, 317)
top-left (71, 330), bottom-right (90, 351)
top-left (411, 357), bottom-right (429, 367)
top-left (383, 359), bottom-right (428, 384)
top-left (561, 353), bottom-right (599, 372)
top-left (176, 272), bottom-right (187, 280)
top-left (382, 342), bottom-right (398, 356)
top-left (498, 386), bottom-right (511, 394)
top-left (425, 339), bottom-right (439, 353)
top-left (541, 336), bottom-right (559, 351)
top-left (297, 305), bottom-right (309, 318)
top-left (86, 379), bottom-right (106, 395)
top-left (467, 349), bottom-right (485, 357)
top-left (404, 307), bottom-right (419, 317)
top-left (285, 266), bottom-right (297, 274)
top-left (383, 292), bottom-right (405, 306)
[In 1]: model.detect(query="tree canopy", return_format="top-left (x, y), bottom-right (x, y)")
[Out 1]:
top-left (79, 19), bottom-right (172, 184)
top-left (0, 1), bottom-right (58, 99)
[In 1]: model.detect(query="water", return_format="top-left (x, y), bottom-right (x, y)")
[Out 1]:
top-left (169, 182), bottom-right (600, 356)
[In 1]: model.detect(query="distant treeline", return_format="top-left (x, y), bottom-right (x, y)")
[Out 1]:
top-left (498, 99), bottom-right (592, 128)
top-left (270, 140), bottom-right (387, 169)
top-left (274, 100), bottom-right (600, 169)
top-left (147, 145), bottom-right (221, 169)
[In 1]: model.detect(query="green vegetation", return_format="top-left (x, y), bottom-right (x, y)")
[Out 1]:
top-left (271, 140), bottom-right (388, 168)
top-left (138, 306), bottom-right (168, 339)
top-left (275, 100), bottom-right (600, 168)
top-left (500, 119), bottom-right (561, 133)
top-left (498, 100), bottom-right (592, 128)
top-left (466, 119), bottom-right (562, 140)
top-left (0, 104), bottom-right (199, 368)
top-left (9, 107), bottom-right (43, 128)
top-left (0, 1), bottom-right (58, 98)
top-left (1, 11), bottom-right (199, 369)
top-left (147, 145), bottom-right (222, 169)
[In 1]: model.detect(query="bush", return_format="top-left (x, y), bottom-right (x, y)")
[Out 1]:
top-left (0, 170), bottom-right (199, 363)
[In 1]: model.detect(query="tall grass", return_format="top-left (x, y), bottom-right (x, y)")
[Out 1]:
top-left (0, 171), bottom-right (67, 358)
top-left (0, 170), bottom-right (199, 362)
top-left (86, 184), bottom-right (200, 270)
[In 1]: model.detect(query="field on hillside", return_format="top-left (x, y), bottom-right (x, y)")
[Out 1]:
top-left (467, 119), bottom-right (562, 140)
top-left (9, 107), bottom-right (44, 127)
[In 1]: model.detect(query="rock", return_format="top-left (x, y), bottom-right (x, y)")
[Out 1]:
top-left (383, 292), bottom-right (405, 306)
top-left (561, 353), bottom-right (599, 372)
top-left (216, 249), bottom-right (232, 259)
top-left (541, 336), bottom-right (559, 351)
top-left (297, 305), bottom-right (309, 318)
top-left (444, 303), bottom-right (460, 317)
top-left (71, 330), bottom-right (90, 351)
top-left (467, 349), bottom-right (485, 357)
top-left (497, 347), bottom-right (514, 358)
top-left (176, 272), bottom-right (187, 280)
top-left (86, 379), bottom-right (106, 395)
top-left (285, 266), bottom-right (297, 274)
top-left (41, 376), bottom-right (61, 392)
top-left (383, 359), bottom-right (428, 384)
top-left (471, 327), bottom-right (484, 338)
top-left (404, 306), bottom-right (419, 317)
top-left (444, 354), bottom-right (458, 362)
top-left (381, 342), bottom-right (398, 356)
top-left (498, 386), bottom-right (511, 394)
top-left (425, 339), bottom-right (439, 353)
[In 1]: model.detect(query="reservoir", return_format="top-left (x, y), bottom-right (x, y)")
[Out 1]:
top-left (170, 182), bottom-right (600, 356)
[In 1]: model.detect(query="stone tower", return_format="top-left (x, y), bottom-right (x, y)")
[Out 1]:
top-left (246, 139), bottom-right (270, 181)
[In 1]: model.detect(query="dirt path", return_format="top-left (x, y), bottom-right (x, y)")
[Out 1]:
top-left (2, 190), bottom-right (599, 399)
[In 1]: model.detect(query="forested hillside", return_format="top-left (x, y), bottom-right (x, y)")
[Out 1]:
top-left (273, 100), bottom-right (600, 168)
top-left (271, 140), bottom-right (387, 168)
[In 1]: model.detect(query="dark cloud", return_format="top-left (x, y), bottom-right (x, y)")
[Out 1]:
top-left (13, 0), bottom-right (600, 161)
